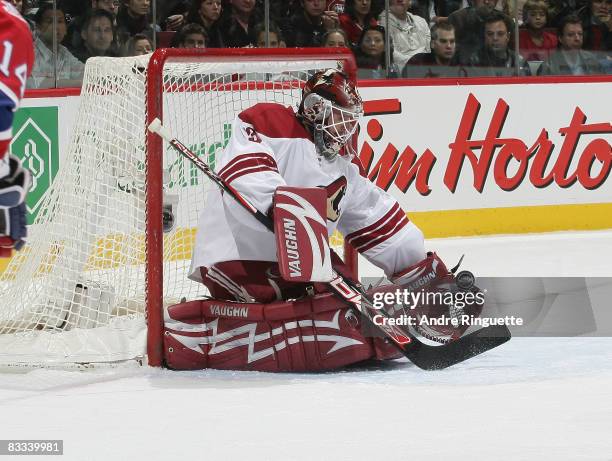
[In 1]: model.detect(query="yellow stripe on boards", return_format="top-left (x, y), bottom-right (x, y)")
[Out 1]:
top-left (409, 203), bottom-right (612, 238)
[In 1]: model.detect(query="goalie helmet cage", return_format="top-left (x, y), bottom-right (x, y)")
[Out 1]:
top-left (0, 48), bottom-right (358, 370)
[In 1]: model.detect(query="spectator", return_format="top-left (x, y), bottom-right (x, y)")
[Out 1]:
top-left (322, 27), bottom-right (349, 46)
top-left (435, 0), bottom-right (464, 19)
top-left (173, 22), bottom-right (207, 48)
top-left (72, 9), bottom-right (118, 62)
top-left (28, 3), bottom-right (85, 88)
top-left (262, 0), bottom-right (302, 23)
top-left (157, 0), bottom-right (189, 31)
top-left (505, 0), bottom-right (528, 25)
top-left (9, 0), bottom-right (34, 27)
top-left (328, 0), bottom-right (345, 13)
top-left (549, 0), bottom-right (589, 28)
top-left (94, 0), bottom-right (120, 16)
top-left (540, 14), bottom-right (604, 74)
top-left (339, 0), bottom-right (378, 46)
top-left (379, 0), bottom-right (431, 70)
top-left (64, 0), bottom-right (119, 49)
top-left (402, 19), bottom-right (461, 76)
top-left (494, 0), bottom-right (511, 16)
top-left (519, 0), bottom-right (558, 62)
top-left (242, 22), bottom-right (294, 81)
top-left (186, 0), bottom-right (224, 47)
top-left (282, 0), bottom-right (340, 47)
top-left (123, 32), bottom-right (153, 55)
top-left (355, 24), bottom-right (399, 77)
top-left (218, 0), bottom-right (260, 47)
top-left (116, 0), bottom-right (159, 46)
top-left (449, 0), bottom-right (498, 64)
top-left (467, 10), bottom-right (530, 75)
top-left (58, 0), bottom-right (89, 18)
top-left (578, 0), bottom-right (611, 50)
top-left (8, 0), bottom-right (25, 14)
top-left (252, 21), bottom-right (286, 47)
top-left (410, 0), bottom-right (438, 24)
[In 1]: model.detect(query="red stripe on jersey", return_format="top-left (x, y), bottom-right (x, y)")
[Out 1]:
top-left (223, 165), bottom-right (280, 184)
top-left (357, 215), bottom-right (409, 253)
top-left (346, 203), bottom-right (400, 245)
top-left (218, 153), bottom-right (279, 184)
top-left (346, 203), bottom-right (409, 253)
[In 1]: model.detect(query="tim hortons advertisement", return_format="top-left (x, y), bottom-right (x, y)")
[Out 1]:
top-left (357, 81), bottom-right (612, 213)
top-left (13, 80), bottom-right (612, 240)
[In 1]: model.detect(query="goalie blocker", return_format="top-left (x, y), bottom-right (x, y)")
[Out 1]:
top-left (273, 186), bottom-right (333, 283)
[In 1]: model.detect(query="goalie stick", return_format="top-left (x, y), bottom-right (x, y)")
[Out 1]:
top-left (148, 118), bottom-right (510, 370)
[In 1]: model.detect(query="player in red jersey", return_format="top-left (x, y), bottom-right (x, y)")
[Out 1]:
top-left (0, 0), bottom-right (34, 256)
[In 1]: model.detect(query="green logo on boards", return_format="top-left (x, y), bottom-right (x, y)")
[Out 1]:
top-left (166, 122), bottom-right (232, 189)
top-left (10, 107), bottom-right (60, 224)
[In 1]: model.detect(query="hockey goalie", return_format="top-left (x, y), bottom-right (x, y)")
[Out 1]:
top-left (162, 69), bottom-right (484, 371)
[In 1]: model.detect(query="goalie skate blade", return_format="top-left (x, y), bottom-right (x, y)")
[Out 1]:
top-left (403, 324), bottom-right (511, 370)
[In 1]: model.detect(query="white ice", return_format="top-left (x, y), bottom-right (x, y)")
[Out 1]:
top-left (1, 230), bottom-right (611, 461)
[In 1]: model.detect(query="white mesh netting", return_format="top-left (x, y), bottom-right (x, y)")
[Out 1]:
top-left (0, 53), bottom-right (349, 369)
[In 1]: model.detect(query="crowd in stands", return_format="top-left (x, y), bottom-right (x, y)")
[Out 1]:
top-left (8, 0), bottom-right (611, 88)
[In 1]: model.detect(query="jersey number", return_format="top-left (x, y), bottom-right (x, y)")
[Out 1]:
top-left (1, 40), bottom-right (28, 97)
top-left (245, 127), bottom-right (262, 143)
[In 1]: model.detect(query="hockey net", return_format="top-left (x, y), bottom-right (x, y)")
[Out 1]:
top-left (0, 49), bottom-right (358, 370)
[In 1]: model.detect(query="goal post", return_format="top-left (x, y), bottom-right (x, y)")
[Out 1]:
top-left (0, 48), bottom-right (358, 370)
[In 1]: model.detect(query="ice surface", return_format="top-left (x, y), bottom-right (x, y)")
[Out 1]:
top-left (1, 231), bottom-right (611, 461)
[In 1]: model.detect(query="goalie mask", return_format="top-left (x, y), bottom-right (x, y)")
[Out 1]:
top-left (298, 69), bottom-right (363, 160)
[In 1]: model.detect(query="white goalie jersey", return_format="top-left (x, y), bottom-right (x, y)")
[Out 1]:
top-left (188, 103), bottom-right (426, 281)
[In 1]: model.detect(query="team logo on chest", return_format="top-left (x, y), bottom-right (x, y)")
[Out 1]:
top-left (323, 176), bottom-right (347, 222)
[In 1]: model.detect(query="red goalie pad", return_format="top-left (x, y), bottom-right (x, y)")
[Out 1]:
top-left (273, 186), bottom-right (333, 283)
top-left (163, 294), bottom-right (400, 372)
